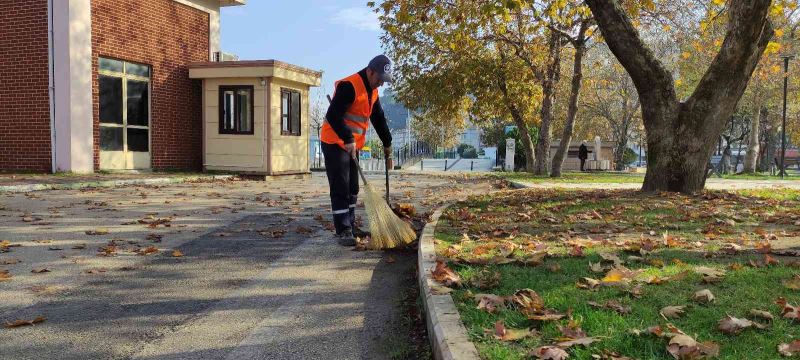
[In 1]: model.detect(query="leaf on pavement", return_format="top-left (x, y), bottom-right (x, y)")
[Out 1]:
top-left (136, 246), bottom-right (159, 256)
top-left (1, 258), bottom-right (20, 265)
top-left (0, 270), bottom-right (11, 281)
top-left (171, 250), bottom-right (184, 257)
top-left (660, 306), bottom-right (685, 319)
top-left (85, 228), bottom-right (109, 235)
top-left (431, 260), bottom-right (461, 287)
top-left (31, 268), bottom-right (50, 273)
top-left (4, 316), bottom-right (46, 328)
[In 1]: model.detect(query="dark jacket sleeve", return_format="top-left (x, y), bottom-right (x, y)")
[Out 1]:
top-left (325, 82), bottom-right (356, 144)
top-left (370, 98), bottom-right (392, 147)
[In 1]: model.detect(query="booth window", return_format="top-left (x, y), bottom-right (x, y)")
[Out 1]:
top-left (281, 88), bottom-right (301, 136)
top-left (219, 85), bottom-right (254, 135)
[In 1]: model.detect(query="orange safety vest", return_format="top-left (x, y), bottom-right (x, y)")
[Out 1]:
top-left (321, 73), bottom-right (378, 150)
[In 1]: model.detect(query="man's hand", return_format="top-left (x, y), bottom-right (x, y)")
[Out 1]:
top-left (344, 143), bottom-right (357, 159)
top-left (384, 146), bottom-right (393, 169)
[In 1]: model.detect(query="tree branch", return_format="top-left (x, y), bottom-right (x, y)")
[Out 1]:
top-left (584, 0), bottom-right (677, 106)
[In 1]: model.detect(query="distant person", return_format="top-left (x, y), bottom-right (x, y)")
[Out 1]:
top-left (578, 142), bottom-right (589, 171)
top-left (321, 55), bottom-right (393, 246)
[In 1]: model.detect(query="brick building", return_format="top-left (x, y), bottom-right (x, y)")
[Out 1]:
top-left (1, 0), bottom-right (245, 173)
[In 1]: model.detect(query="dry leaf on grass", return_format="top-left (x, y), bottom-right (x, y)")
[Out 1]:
top-left (469, 269), bottom-right (501, 289)
top-left (693, 289), bottom-right (715, 303)
top-left (577, 277), bottom-right (601, 290)
top-left (431, 260), bottom-right (460, 287)
top-left (718, 315), bottom-right (766, 335)
top-left (777, 298), bottom-right (800, 320)
top-left (591, 349), bottom-right (633, 359)
top-left (749, 309), bottom-right (774, 321)
top-left (784, 275), bottom-right (800, 290)
top-left (660, 306), bottom-right (686, 319)
top-left (779, 340), bottom-right (800, 356)
top-left (475, 294), bottom-right (508, 313)
top-left (512, 289), bottom-right (544, 314)
top-left (588, 300), bottom-right (631, 315)
top-left (694, 266), bottom-right (726, 283)
top-left (532, 346), bottom-right (569, 360)
top-left (492, 320), bottom-right (536, 341)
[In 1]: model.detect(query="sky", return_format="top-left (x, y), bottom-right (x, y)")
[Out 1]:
top-left (219, 1), bottom-right (388, 101)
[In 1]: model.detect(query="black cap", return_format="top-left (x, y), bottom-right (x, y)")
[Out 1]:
top-left (367, 55), bottom-right (393, 84)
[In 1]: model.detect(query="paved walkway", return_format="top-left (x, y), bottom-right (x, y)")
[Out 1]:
top-left (0, 173), bottom-right (497, 360)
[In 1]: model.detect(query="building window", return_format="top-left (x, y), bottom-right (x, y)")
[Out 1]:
top-left (281, 88), bottom-right (301, 136)
top-left (98, 57), bottom-right (150, 152)
top-left (219, 85), bottom-right (254, 135)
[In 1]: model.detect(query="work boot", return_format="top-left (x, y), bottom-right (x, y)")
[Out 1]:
top-left (336, 230), bottom-right (356, 247)
top-left (352, 226), bottom-right (370, 238)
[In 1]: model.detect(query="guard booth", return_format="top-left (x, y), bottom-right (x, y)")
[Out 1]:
top-left (189, 60), bottom-right (322, 176)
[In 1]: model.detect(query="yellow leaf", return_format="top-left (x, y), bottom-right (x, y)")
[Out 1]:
top-left (662, 24), bottom-right (672, 32)
top-left (712, 0), bottom-right (725, 5)
top-left (771, 4), bottom-right (784, 17)
top-left (675, 78), bottom-right (683, 87)
top-left (766, 42), bottom-right (782, 56)
top-left (681, 52), bottom-right (691, 59)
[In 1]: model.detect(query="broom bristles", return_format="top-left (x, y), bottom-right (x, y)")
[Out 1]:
top-left (362, 182), bottom-right (416, 250)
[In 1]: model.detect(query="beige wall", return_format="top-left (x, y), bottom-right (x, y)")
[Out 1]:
top-left (203, 77), bottom-right (268, 172)
top-left (269, 77), bottom-right (310, 173)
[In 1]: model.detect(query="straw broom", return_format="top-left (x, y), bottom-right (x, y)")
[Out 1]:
top-left (355, 159), bottom-right (416, 250)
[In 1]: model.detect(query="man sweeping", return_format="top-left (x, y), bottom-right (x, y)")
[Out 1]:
top-left (321, 55), bottom-right (394, 246)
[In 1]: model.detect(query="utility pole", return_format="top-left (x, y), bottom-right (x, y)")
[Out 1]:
top-left (780, 54), bottom-right (793, 179)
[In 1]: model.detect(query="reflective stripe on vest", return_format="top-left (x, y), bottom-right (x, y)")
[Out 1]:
top-left (321, 120), bottom-right (366, 135)
top-left (345, 113), bottom-right (369, 123)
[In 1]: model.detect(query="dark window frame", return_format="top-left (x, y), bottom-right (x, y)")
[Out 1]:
top-left (218, 85), bottom-right (255, 135)
top-left (281, 88), bottom-right (302, 136)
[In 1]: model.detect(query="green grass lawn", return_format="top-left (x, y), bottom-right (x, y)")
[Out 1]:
top-left (498, 172), bottom-right (645, 184)
top-left (434, 188), bottom-right (800, 359)
top-left (496, 171), bottom-right (800, 184)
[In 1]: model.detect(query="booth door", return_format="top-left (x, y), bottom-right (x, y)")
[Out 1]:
top-left (98, 58), bottom-right (151, 170)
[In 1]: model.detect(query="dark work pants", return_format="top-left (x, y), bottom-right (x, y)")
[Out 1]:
top-left (580, 159), bottom-right (586, 171)
top-left (322, 142), bottom-right (359, 234)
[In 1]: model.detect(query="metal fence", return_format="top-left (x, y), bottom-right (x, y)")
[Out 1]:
top-left (310, 140), bottom-right (432, 170)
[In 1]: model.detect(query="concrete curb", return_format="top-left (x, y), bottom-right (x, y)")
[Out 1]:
top-left (0, 175), bottom-right (234, 193)
top-left (418, 204), bottom-right (481, 360)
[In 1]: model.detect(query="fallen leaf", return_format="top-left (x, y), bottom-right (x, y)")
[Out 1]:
top-left (765, 254), bottom-right (781, 266)
top-left (577, 277), bottom-right (600, 290)
top-left (475, 293), bottom-right (508, 313)
top-left (71, 244), bottom-right (86, 250)
top-left (779, 340), bottom-right (800, 356)
top-left (785, 275), bottom-right (800, 290)
top-left (588, 300), bottom-right (631, 315)
top-left (750, 309), bottom-right (774, 321)
top-left (171, 250), bottom-right (184, 257)
top-left (85, 228), bottom-right (109, 235)
top-left (556, 336), bottom-right (601, 348)
top-left (470, 269), bottom-right (501, 289)
top-left (512, 288), bottom-right (544, 315)
top-left (430, 285), bottom-right (453, 295)
top-left (532, 346), bottom-right (569, 360)
top-left (660, 306), bottom-right (686, 319)
top-left (31, 268), bottom-right (50, 273)
top-left (4, 316), bottom-right (46, 328)
top-left (1, 258), bottom-right (20, 265)
top-left (85, 268), bottom-right (107, 274)
top-left (492, 320), bottom-right (536, 341)
top-left (694, 266), bottom-right (725, 283)
top-left (136, 246), bottom-right (159, 256)
top-left (589, 262), bottom-right (606, 273)
top-left (693, 289), bottom-right (715, 303)
top-left (431, 260), bottom-right (460, 287)
top-left (777, 297), bottom-right (800, 320)
top-left (0, 270), bottom-right (11, 281)
top-left (718, 315), bottom-right (766, 334)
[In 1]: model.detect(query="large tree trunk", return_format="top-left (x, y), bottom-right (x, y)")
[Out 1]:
top-left (743, 106), bottom-right (762, 173)
top-left (614, 131), bottom-right (628, 171)
top-left (497, 62), bottom-right (535, 172)
top-left (552, 37), bottom-right (587, 178)
top-left (586, 0), bottom-right (774, 193)
top-left (534, 32), bottom-right (563, 176)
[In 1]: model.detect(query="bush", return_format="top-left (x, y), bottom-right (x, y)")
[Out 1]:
top-left (457, 144), bottom-right (474, 157)
top-left (462, 148), bottom-right (478, 159)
